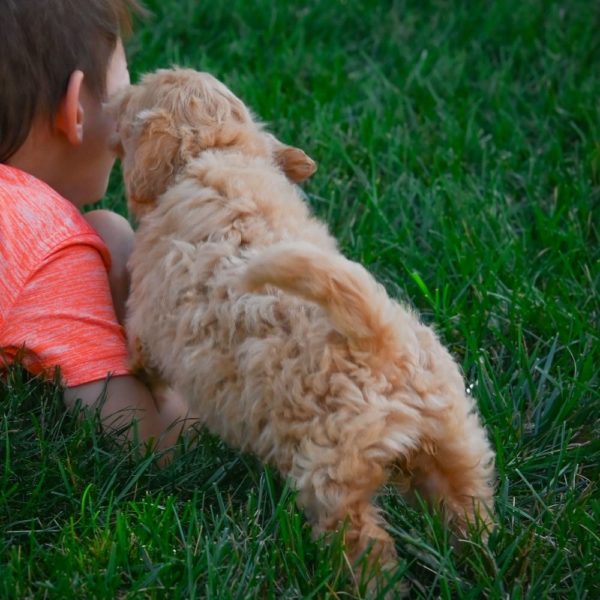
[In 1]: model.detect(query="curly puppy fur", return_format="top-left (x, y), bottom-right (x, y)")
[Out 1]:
top-left (110, 68), bottom-right (495, 576)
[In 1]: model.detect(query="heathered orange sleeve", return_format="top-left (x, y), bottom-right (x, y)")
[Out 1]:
top-left (1, 237), bottom-right (132, 386)
top-left (0, 163), bottom-right (131, 387)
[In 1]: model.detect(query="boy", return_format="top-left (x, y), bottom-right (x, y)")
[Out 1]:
top-left (0, 0), bottom-right (187, 451)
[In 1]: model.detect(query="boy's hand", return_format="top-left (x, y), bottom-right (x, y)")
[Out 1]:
top-left (64, 375), bottom-right (189, 455)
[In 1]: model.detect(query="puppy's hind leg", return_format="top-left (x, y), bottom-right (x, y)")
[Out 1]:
top-left (407, 406), bottom-right (495, 537)
top-left (291, 438), bottom-right (398, 582)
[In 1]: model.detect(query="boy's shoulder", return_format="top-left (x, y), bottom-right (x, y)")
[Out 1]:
top-left (0, 163), bottom-right (110, 285)
top-left (0, 164), bottom-right (92, 245)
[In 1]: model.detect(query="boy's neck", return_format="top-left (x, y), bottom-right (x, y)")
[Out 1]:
top-left (6, 111), bottom-right (113, 209)
top-left (7, 123), bottom-right (78, 204)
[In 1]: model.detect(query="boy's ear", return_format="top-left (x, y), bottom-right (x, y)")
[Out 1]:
top-left (55, 70), bottom-right (85, 145)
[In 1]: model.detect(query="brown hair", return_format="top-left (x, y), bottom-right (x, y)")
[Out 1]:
top-left (0, 0), bottom-right (146, 162)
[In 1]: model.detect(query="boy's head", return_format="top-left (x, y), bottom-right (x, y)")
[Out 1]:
top-left (0, 0), bottom-right (145, 205)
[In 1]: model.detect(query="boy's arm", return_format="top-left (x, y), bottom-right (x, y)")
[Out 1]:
top-left (64, 375), bottom-right (187, 451)
top-left (2, 237), bottom-right (190, 452)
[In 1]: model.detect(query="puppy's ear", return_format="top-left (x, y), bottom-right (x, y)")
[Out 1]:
top-left (276, 145), bottom-right (317, 182)
top-left (124, 108), bottom-right (182, 214)
top-left (267, 134), bottom-right (317, 182)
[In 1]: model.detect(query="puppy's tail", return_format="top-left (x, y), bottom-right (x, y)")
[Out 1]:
top-left (241, 241), bottom-right (408, 357)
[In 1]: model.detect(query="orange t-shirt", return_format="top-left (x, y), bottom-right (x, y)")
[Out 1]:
top-left (0, 164), bottom-right (131, 386)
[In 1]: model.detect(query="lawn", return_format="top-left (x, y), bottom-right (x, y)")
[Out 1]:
top-left (1, 0), bottom-right (599, 597)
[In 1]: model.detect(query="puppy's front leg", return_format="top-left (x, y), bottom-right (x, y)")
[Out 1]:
top-left (129, 335), bottom-right (166, 394)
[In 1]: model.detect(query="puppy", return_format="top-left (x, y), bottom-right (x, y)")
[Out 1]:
top-left (110, 68), bottom-right (495, 582)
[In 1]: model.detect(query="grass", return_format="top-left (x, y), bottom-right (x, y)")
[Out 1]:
top-left (1, 0), bottom-right (599, 597)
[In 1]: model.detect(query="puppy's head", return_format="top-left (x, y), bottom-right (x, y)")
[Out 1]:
top-left (107, 68), bottom-right (316, 219)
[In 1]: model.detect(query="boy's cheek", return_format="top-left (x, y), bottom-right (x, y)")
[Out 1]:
top-left (106, 39), bottom-right (131, 97)
top-left (108, 132), bottom-right (124, 157)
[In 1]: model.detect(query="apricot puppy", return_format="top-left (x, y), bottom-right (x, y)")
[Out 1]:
top-left (110, 68), bottom-right (495, 581)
